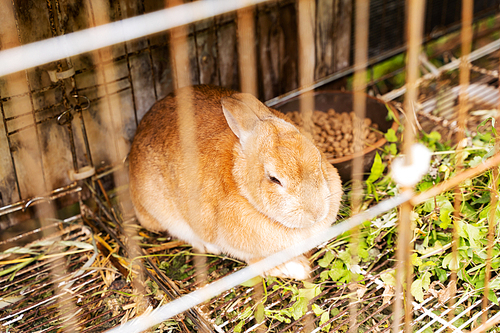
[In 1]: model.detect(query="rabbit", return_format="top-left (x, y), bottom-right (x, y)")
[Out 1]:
top-left (128, 85), bottom-right (342, 280)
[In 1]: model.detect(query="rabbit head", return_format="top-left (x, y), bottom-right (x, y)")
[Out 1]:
top-left (222, 93), bottom-right (333, 229)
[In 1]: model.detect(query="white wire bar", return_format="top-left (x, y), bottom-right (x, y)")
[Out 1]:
top-left (0, 0), bottom-right (273, 77)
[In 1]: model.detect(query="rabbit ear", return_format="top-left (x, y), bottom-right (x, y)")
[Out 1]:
top-left (221, 93), bottom-right (271, 142)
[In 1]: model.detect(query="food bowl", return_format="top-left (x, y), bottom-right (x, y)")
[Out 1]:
top-left (273, 91), bottom-right (399, 183)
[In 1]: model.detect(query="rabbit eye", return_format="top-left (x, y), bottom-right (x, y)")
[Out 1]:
top-left (269, 176), bottom-right (282, 186)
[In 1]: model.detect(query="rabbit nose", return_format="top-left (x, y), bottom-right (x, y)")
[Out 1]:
top-left (301, 213), bottom-right (316, 226)
top-left (303, 207), bottom-right (326, 225)
top-left (307, 203), bottom-right (329, 223)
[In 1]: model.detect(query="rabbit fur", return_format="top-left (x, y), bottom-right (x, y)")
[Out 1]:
top-left (128, 85), bottom-right (342, 279)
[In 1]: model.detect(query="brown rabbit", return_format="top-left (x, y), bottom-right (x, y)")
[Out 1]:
top-left (128, 85), bottom-right (342, 279)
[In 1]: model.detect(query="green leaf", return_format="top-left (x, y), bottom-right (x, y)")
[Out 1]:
top-left (477, 117), bottom-right (498, 137)
top-left (418, 181), bottom-right (433, 192)
top-left (366, 153), bottom-right (385, 183)
top-left (416, 240), bottom-right (443, 256)
top-left (328, 268), bottom-right (344, 282)
top-left (385, 128), bottom-right (398, 142)
top-left (388, 143), bottom-right (397, 155)
top-left (427, 131), bottom-right (442, 142)
top-left (312, 304), bottom-right (325, 316)
top-left (411, 253), bottom-right (423, 267)
top-left (438, 199), bottom-right (454, 229)
top-left (469, 156), bottom-right (483, 168)
top-left (318, 251), bottom-right (335, 268)
top-left (464, 223), bottom-right (481, 249)
top-left (479, 205), bottom-right (490, 220)
top-left (233, 320), bottom-right (245, 333)
top-left (410, 271), bottom-right (431, 302)
top-left (418, 261), bottom-right (437, 271)
top-left (338, 250), bottom-right (351, 265)
top-left (302, 281), bottom-right (318, 291)
top-left (489, 277), bottom-right (500, 290)
top-left (423, 199), bottom-right (435, 213)
top-left (265, 310), bottom-right (290, 323)
top-left (380, 272), bottom-right (396, 286)
top-left (461, 202), bottom-right (476, 218)
top-left (472, 192), bottom-right (490, 205)
top-left (283, 281), bottom-right (321, 320)
top-left (240, 276), bottom-right (262, 287)
top-left (320, 311), bottom-right (331, 332)
top-left (240, 306), bottom-right (253, 320)
top-left (298, 282), bottom-right (320, 302)
top-left (411, 278), bottom-right (425, 302)
top-left (435, 268), bottom-right (447, 283)
top-left (290, 297), bottom-right (308, 320)
top-left (492, 257), bottom-right (500, 269)
top-left (385, 104), bottom-right (401, 126)
top-left (328, 260), bottom-right (348, 282)
top-left (422, 327), bottom-right (434, 333)
top-left (372, 182), bottom-right (379, 201)
top-left (255, 303), bottom-right (265, 323)
top-left (421, 271), bottom-right (431, 291)
top-left (442, 253), bottom-right (460, 271)
top-left (488, 290), bottom-right (499, 305)
top-left (455, 220), bottom-right (467, 238)
top-left (366, 182), bottom-right (376, 199)
top-left (439, 165), bottom-right (450, 180)
top-left (359, 246), bottom-right (369, 260)
top-left (474, 270), bottom-right (486, 289)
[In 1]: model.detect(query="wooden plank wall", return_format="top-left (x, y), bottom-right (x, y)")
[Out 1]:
top-left (0, 0), bottom-right (353, 212)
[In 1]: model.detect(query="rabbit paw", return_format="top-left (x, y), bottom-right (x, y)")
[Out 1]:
top-left (191, 241), bottom-right (222, 255)
top-left (204, 243), bottom-right (222, 255)
top-left (265, 255), bottom-right (311, 280)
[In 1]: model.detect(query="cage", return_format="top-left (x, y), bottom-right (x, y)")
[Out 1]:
top-left (1, 0), bottom-right (500, 332)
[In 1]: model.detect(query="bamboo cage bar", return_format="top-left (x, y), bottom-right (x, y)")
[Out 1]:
top-left (448, 0), bottom-right (473, 327)
top-left (297, 0), bottom-right (315, 139)
top-left (393, 0), bottom-right (426, 331)
top-left (350, 0), bottom-right (369, 330)
top-left (237, 6), bottom-right (258, 96)
top-left (296, 3), bottom-right (316, 329)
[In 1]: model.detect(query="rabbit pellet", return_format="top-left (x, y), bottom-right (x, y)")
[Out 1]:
top-left (287, 109), bottom-right (383, 159)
